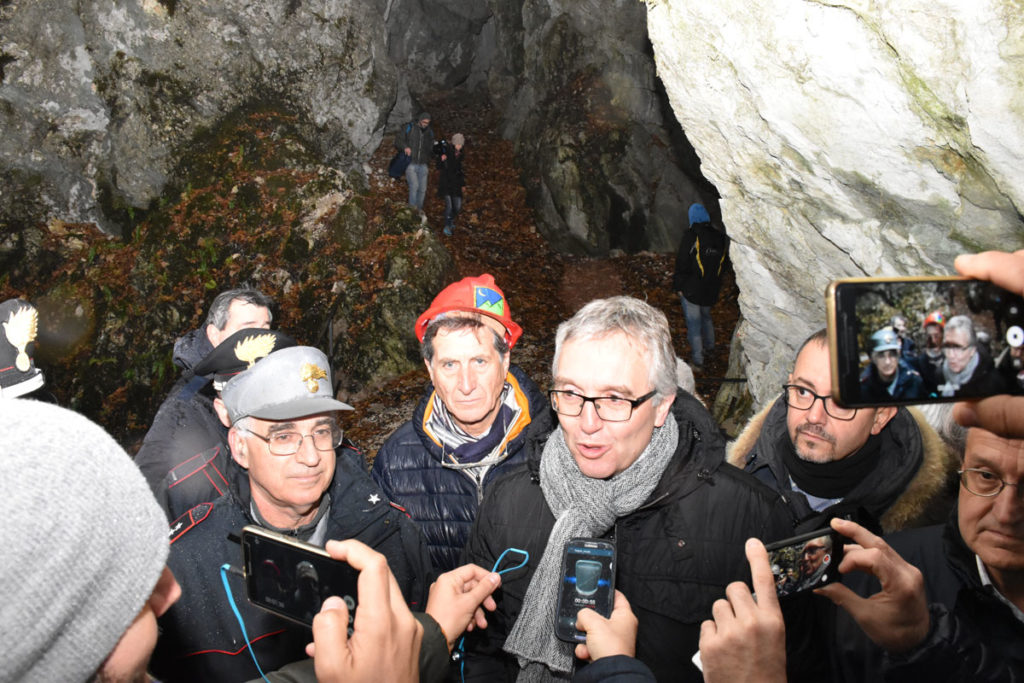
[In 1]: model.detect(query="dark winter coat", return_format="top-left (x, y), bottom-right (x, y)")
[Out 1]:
top-left (458, 392), bottom-right (794, 682)
top-left (859, 359), bottom-right (927, 401)
top-left (150, 446), bottom-right (433, 683)
top-left (371, 365), bottom-right (546, 571)
top-left (672, 222), bottom-right (730, 306)
top-left (940, 350), bottom-right (1010, 398)
top-left (727, 398), bottom-right (958, 534)
top-left (395, 121), bottom-right (435, 165)
top-left (436, 146), bottom-right (465, 197)
top-left (133, 374), bottom-right (237, 520)
top-left (831, 512), bottom-right (1024, 682)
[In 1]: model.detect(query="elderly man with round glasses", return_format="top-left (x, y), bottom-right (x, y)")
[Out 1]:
top-left (459, 296), bottom-right (793, 682)
top-left (826, 424), bottom-right (1024, 680)
top-left (151, 346), bottom-right (432, 683)
top-left (729, 328), bottom-right (958, 535)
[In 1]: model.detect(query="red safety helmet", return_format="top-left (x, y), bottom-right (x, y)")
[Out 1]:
top-left (922, 310), bottom-right (946, 329)
top-left (414, 273), bottom-right (523, 348)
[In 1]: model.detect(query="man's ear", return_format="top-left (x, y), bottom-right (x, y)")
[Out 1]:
top-left (653, 392), bottom-right (676, 428)
top-left (213, 397), bottom-right (230, 427)
top-left (870, 405), bottom-right (898, 435)
top-left (228, 428), bottom-right (250, 469)
top-left (206, 323), bottom-right (222, 347)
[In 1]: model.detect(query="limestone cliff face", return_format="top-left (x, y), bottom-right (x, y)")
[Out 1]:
top-left (647, 0), bottom-right (1024, 405)
top-left (494, 0), bottom-right (712, 254)
top-left (0, 0), bottom-right (396, 234)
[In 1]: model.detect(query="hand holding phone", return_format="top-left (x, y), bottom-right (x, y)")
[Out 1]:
top-left (555, 538), bottom-right (616, 642)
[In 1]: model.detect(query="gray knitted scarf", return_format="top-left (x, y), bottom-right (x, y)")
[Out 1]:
top-left (503, 415), bottom-right (679, 681)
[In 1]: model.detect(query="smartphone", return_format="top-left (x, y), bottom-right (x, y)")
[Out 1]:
top-left (240, 525), bottom-right (359, 628)
top-left (827, 276), bottom-right (1024, 407)
top-left (554, 538), bottom-right (616, 643)
top-left (764, 528), bottom-right (843, 598)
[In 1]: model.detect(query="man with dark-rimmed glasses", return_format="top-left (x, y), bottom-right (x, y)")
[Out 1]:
top-left (728, 328), bottom-right (958, 535)
top-left (460, 296), bottom-right (792, 682)
top-left (151, 346), bottom-right (432, 682)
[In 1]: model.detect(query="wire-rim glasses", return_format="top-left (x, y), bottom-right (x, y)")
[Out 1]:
top-left (239, 423), bottom-right (343, 456)
top-left (548, 389), bottom-right (657, 422)
top-left (958, 468), bottom-right (1022, 498)
top-left (782, 384), bottom-right (857, 421)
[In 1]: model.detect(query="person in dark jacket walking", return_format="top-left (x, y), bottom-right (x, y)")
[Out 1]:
top-left (151, 346), bottom-right (433, 683)
top-left (372, 274), bottom-right (546, 571)
top-left (437, 132), bottom-right (466, 235)
top-left (673, 203), bottom-right (729, 369)
top-left (459, 296), bottom-right (793, 682)
top-left (395, 112), bottom-right (436, 210)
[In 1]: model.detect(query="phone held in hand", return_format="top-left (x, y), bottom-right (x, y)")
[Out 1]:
top-left (240, 525), bottom-right (360, 628)
top-left (827, 276), bottom-right (1024, 407)
top-left (555, 538), bottom-right (616, 643)
top-left (764, 527), bottom-right (843, 598)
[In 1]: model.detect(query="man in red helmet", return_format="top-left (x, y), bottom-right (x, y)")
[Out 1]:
top-left (915, 310), bottom-right (947, 394)
top-left (371, 274), bottom-right (547, 571)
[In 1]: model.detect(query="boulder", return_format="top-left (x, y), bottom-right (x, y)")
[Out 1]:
top-left (647, 0), bottom-right (1024, 406)
top-left (0, 0), bottom-right (397, 235)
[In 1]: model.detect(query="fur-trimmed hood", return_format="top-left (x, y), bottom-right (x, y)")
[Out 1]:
top-left (726, 399), bottom-right (958, 533)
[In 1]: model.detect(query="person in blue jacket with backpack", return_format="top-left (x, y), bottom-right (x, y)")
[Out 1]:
top-left (673, 203), bottom-right (730, 370)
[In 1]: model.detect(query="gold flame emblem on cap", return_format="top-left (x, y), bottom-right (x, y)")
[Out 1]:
top-left (3, 305), bottom-right (38, 372)
top-left (300, 363), bottom-right (328, 393)
top-left (233, 333), bottom-right (278, 369)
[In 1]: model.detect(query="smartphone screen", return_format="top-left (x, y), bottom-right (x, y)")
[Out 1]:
top-left (764, 528), bottom-right (842, 598)
top-left (554, 538), bottom-right (616, 643)
top-left (827, 276), bottom-right (1024, 407)
top-left (240, 525), bottom-right (359, 628)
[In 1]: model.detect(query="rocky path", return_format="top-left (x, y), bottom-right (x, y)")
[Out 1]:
top-left (345, 93), bottom-right (740, 462)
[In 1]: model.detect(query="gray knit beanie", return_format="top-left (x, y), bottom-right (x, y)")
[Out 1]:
top-left (0, 399), bottom-right (170, 682)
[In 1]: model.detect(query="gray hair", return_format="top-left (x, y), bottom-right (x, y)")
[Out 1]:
top-left (421, 316), bottom-right (509, 362)
top-left (945, 315), bottom-right (977, 347)
top-left (552, 296), bottom-right (677, 400)
top-left (204, 288), bottom-right (274, 330)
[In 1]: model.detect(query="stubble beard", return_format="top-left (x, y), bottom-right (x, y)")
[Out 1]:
top-left (793, 423), bottom-right (838, 463)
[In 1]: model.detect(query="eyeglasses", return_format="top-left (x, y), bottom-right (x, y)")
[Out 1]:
top-left (782, 384), bottom-right (857, 421)
top-left (942, 343), bottom-right (972, 355)
top-left (241, 423), bottom-right (343, 456)
top-left (548, 389), bottom-right (657, 422)
top-left (958, 468), bottom-right (1023, 498)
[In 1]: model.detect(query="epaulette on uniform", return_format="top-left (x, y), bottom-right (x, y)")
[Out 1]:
top-left (169, 502), bottom-right (214, 544)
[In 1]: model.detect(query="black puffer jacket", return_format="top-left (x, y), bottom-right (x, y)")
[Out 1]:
top-left (459, 392), bottom-right (794, 682)
top-left (831, 512), bottom-right (1024, 682)
top-left (436, 146), bottom-right (465, 197)
top-left (151, 446), bottom-right (433, 683)
top-left (372, 365), bottom-right (546, 571)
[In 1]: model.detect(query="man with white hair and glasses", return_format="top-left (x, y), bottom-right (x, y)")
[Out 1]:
top-left (460, 296), bottom-right (793, 681)
top-left (151, 345), bottom-right (432, 683)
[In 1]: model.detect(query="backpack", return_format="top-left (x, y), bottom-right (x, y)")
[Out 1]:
top-left (691, 225), bottom-right (727, 281)
top-left (387, 123), bottom-right (414, 178)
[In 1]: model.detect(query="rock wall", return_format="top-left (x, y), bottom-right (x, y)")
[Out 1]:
top-left (0, 0), bottom-right (396, 235)
top-left (647, 0), bottom-right (1024, 406)
top-left (494, 0), bottom-right (715, 254)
